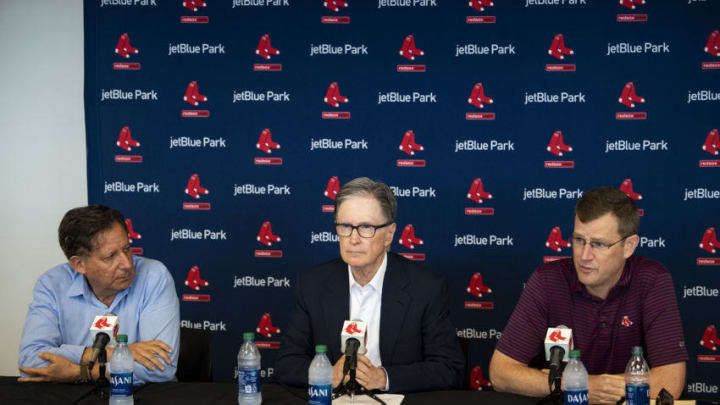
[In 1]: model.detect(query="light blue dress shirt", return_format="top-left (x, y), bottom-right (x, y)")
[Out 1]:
top-left (18, 256), bottom-right (180, 384)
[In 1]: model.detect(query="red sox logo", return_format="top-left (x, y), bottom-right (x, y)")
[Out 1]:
top-left (125, 218), bottom-right (141, 242)
top-left (256, 34), bottom-right (280, 60)
top-left (185, 266), bottom-right (209, 291)
top-left (700, 325), bottom-right (718, 351)
top-left (621, 316), bottom-right (634, 327)
top-left (183, 0), bottom-right (207, 12)
top-left (257, 313), bottom-right (281, 338)
top-left (115, 33), bottom-right (139, 59)
top-left (548, 34), bottom-right (573, 60)
top-left (699, 227), bottom-right (719, 254)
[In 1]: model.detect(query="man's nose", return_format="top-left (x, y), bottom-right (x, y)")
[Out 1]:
top-left (580, 243), bottom-right (594, 260)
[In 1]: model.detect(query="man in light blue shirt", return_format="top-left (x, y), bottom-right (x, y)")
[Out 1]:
top-left (18, 205), bottom-right (180, 384)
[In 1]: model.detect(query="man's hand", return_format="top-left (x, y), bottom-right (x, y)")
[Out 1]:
top-left (588, 374), bottom-right (625, 404)
top-left (128, 340), bottom-right (172, 372)
top-left (332, 355), bottom-right (347, 388)
top-left (355, 355), bottom-right (387, 391)
top-left (18, 352), bottom-right (79, 383)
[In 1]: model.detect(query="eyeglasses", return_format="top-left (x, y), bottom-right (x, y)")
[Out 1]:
top-left (335, 222), bottom-right (393, 238)
top-left (572, 234), bottom-right (631, 253)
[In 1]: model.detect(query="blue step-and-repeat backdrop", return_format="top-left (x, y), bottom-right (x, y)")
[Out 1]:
top-left (85, 0), bottom-right (720, 398)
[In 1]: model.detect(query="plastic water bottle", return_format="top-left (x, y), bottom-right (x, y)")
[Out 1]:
top-left (308, 345), bottom-right (333, 405)
top-left (625, 346), bottom-right (650, 405)
top-left (109, 334), bottom-right (134, 405)
top-left (238, 332), bottom-right (262, 405)
top-left (562, 349), bottom-right (589, 405)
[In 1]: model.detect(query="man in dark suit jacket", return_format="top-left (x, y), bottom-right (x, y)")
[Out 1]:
top-left (275, 177), bottom-right (464, 393)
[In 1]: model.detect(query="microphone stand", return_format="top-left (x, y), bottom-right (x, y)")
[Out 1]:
top-left (73, 348), bottom-right (109, 404)
top-left (536, 371), bottom-right (563, 405)
top-left (332, 357), bottom-right (386, 405)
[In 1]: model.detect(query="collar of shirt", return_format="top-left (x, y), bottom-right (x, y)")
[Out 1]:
top-left (569, 258), bottom-right (632, 301)
top-left (65, 265), bottom-right (131, 311)
top-left (347, 252), bottom-right (387, 293)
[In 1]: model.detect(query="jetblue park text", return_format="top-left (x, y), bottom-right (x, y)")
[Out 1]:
top-left (233, 0), bottom-right (289, 6)
top-left (311, 232), bottom-right (339, 244)
top-left (524, 92), bottom-right (585, 104)
top-left (170, 229), bottom-right (227, 241)
top-left (523, 188), bottom-right (583, 200)
top-left (687, 90), bottom-right (720, 103)
top-left (605, 140), bottom-right (668, 152)
top-left (377, 0), bottom-right (436, 8)
top-left (234, 276), bottom-right (290, 288)
top-left (454, 235), bottom-right (514, 247)
top-left (390, 186), bottom-right (436, 197)
top-left (233, 184), bottom-right (291, 196)
top-left (378, 92), bottom-right (436, 104)
top-left (181, 320), bottom-right (226, 331)
top-left (688, 382), bottom-right (718, 394)
top-left (683, 188), bottom-right (720, 200)
top-left (103, 181), bottom-right (159, 193)
top-left (455, 140), bottom-right (514, 152)
top-left (525, 0), bottom-right (587, 5)
top-left (168, 43), bottom-right (225, 56)
top-left (233, 90), bottom-right (290, 102)
top-left (455, 44), bottom-right (515, 56)
top-left (100, 89), bottom-right (157, 101)
top-left (170, 137), bottom-right (226, 149)
top-left (100, 0), bottom-right (156, 6)
top-left (606, 42), bottom-right (670, 55)
top-left (310, 44), bottom-right (368, 56)
top-left (310, 138), bottom-right (368, 150)
top-left (456, 328), bottom-right (502, 339)
top-left (682, 285), bottom-right (719, 298)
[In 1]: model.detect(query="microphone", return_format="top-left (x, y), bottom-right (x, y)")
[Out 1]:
top-left (340, 320), bottom-right (367, 372)
top-left (89, 314), bottom-right (119, 364)
top-left (543, 325), bottom-right (573, 390)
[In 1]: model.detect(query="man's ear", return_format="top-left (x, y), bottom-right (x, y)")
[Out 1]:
top-left (623, 235), bottom-right (640, 259)
top-left (69, 255), bottom-right (86, 274)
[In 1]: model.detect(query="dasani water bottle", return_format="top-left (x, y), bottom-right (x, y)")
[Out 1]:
top-left (624, 346), bottom-right (650, 405)
top-left (238, 332), bottom-right (262, 405)
top-left (562, 349), bottom-right (589, 405)
top-left (109, 334), bottom-right (133, 405)
top-left (308, 345), bottom-right (333, 405)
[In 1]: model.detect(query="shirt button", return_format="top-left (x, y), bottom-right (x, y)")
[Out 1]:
top-left (601, 322), bottom-right (607, 328)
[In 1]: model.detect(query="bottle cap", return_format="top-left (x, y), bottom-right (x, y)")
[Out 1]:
top-left (569, 349), bottom-right (580, 358)
top-left (631, 346), bottom-right (643, 355)
top-left (116, 334), bottom-right (128, 343)
top-left (243, 332), bottom-right (255, 341)
top-left (315, 345), bottom-right (327, 353)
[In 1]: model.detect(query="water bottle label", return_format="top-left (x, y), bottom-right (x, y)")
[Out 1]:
top-left (626, 383), bottom-right (650, 405)
top-left (564, 389), bottom-right (588, 405)
top-left (308, 384), bottom-right (332, 405)
top-left (110, 372), bottom-right (133, 396)
top-left (238, 369), bottom-right (260, 394)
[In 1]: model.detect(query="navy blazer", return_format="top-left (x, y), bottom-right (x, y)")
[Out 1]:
top-left (275, 252), bottom-right (465, 393)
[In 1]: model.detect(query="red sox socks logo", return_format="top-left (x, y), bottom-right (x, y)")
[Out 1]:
top-left (548, 34), bottom-right (574, 60)
top-left (399, 224), bottom-right (424, 250)
top-left (256, 128), bottom-right (281, 154)
top-left (346, 321), bottom-right (362, 335)
top-left (398, 130), bottom-right (424, 156)
top-left (125, 218), bottom-right (142, 242)
top-left (619, 178), bottom-right (643, 200)
top-left (324, 0), bottom-right (348, 12)
top-left (469, 366), bottom-right (492, 390)
top-left (466, 272), bottom-right (492, 298)
top-left (699, 227), bottom-right (719, 254)
top-left (546, 130), bottom-right (573, 157)
top-left (467, 178), bottom-right (493, 204)
top-left (256, 313), bottom-right (281, 338)
top-left (95, 317), bottom-right (112, 329)
top-left (469, 0), bottom-right (494, 12)
top-left (324, 82), bottom-right (349, 108)
top-left (183, 0), bottom-right (207, 12)
top-left (399, 35), bottom-right (424, 61)
top-left (115, 33), bottom-right (139, 59)
top-left (256, 34), bottom-right (280, 60)
top-left (621, 315), bottom-right (634, 327)
top-left (183, 81), bottom-right (208, 106)
top-left (546, 226), bottom-right (571, 252)
top-left (618, 82), bottom-right (645, 108)
top-left (700, 325), bottom-right (719, 351)
top-left (184, 173), bottom-right (210, 199)
top-left (619, 0), bottom-right (645, 10)
top-left (706, 31), bottom-right (720, 57)
top-left (702, 129), bottom-right (720, 156)
top-left (257, 221), bottom-right (281, 246)
top-left (468, 83), bottom-right (494, 109)
top-left (184, 266), bottom-right (209, 291)
top-left (116, 126), bottom-right (141, 152)
top-left (324, 176), bottom-right (340, 201)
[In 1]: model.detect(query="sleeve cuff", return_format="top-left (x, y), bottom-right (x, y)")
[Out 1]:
top-left (381, 366), bottom-right (389, 391)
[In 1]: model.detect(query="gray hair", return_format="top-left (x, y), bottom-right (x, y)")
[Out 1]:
top-left (334, 177), bottom-right (397, 222)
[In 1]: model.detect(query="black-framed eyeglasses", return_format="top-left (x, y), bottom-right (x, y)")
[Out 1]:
top-left (572, 234), bottom-right (632, 252)
top-left (335, 222), bottom-right (393, 238)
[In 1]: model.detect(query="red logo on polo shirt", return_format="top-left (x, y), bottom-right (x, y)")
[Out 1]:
top-left (183, 81), bottom-right (208, 106)
top-left (399, 224), bottom-right (424, 250)
top-left (125, 218), bottom-right (141, 242)
top-left (547, 131), bottom-right (572, 157)
top-left (399, 35), bottom-right (424, 61)
top-left (185, 173), bottom-right (210, 199)
top-left (183, 0), bottom-right (207, 12)
top-left (324, 82), bottom-right (349, 108)
top-left (467, 178), bottom-right (493, 204)
top-left (621, 316), bottom-right (634, 327)
top-left (702, 129), bottom-right (720, 156)
top-left (619, 0), bottom-right (645, 10)
top-left (257, 221), bottom-right (281, 246)
top-left (469, 0), bottom-right (493, 12)
top-left (620, 178), bottom-right (643, 200)
top-left (469, 366), bottom-right (492, 390)
top-left (115, 33), bottom-right (139, 59)
top-left (548, 34), bottom-right (574, 60)
top-left (699, 227), bottom-right (719, 254)
top-left (546, 226), bottom-right (571, 252)
top-left (257, 313), bottom-right (281, 338)
top-left (618, 82), bottom-right (645, 108)
top-left (324, 0), bottom-right (348, 12)
top-left (256, 128), bottom-right (281, 154)
top-left (467, 272), bottom-right (492, 298)
top-left (706, 31), bottom-right (720, 57)
top-left (256, 34), bottom-right (280, 60)
top-left (700, 325), bottom-right (718, 351)
top-left (185, 265), bottom-right (210, 291)
top-left (468, 83), bottom-right (494, 109)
